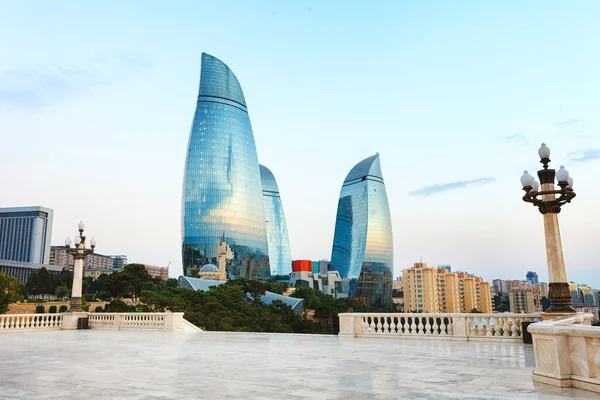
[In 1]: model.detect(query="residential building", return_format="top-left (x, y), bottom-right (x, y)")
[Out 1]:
top-left (50, 246), bottom-right (127, 273)
top-left (84, 268), bottom-right (115, 280)
top-left (526, 271), bottom-right (539, 285)
top-left (592, 289), bottom-right (599, 307)
top-left (437, 267), bottom-right (460, 313)
top-left (259, 164), bottom-right (292, 277)
top-left (330, 154), bottom-right (393, 308)
top-left (492, 279), bottom-right (503, 295)
top-left (534, 282), bottom-right (549, 298)
top-left (143, 264), bottom-right (169, 280)
top-left (476, 279), bottom-right (493, 313)
top-left (0, 206), bottom-right (53, 264)
top-left (289, 260), bottom-right (345, 298)
top-left (182, 53), bottom-right (270, 281)
top-left (392, 277), bottom-right (403, 291)
top-left (402, 263), bottom-right (438, 313)
top-left (458, 273), bottom-right (478, 313)
top-left (509, 287), bottom-right (542, 313)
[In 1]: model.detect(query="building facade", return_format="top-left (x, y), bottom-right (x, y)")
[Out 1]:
top-left (330, 154), bottom-right (393, 308)
top-left (182, 53), bottom-right (270, 281)
top-left (289, 260), bottom-right (344, 298)
top-left (143, 264), bottom-right (169, 280)
top-left (259, 165), bottom-right (292, 277)
top-left (50, 246), bottom-right (127, 273)
top-left (509, 287), bottom-right (542, 313)
top-left (0, 259), bottom-right (63, 284)
top-left (403, 263), bottom-right (438, 312)
top-left (526, 271), bottom-right (539, 285)
top-left (402, 263), bottom-right (492, 313)
top-left (0, 206), bottom-right (53, 264)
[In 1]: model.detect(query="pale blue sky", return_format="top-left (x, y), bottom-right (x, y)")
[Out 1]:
top-left (1, 1), bottom-right (599, 287)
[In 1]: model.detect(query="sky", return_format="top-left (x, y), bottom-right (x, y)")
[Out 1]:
top-left (1, 1), bottom-right (599, 287)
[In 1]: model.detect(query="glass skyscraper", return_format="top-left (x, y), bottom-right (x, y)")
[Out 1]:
top-left (259, 164), bottom-right (292, 277)
top-left (330, 154), bottom-right (393, 308)
top-left (0, 206), bottom-right (53, 264)
top-left (182, 53), bottom-right (270, 280)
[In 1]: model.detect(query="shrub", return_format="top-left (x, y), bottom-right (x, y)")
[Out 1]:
top-left (48, 305), bottom-right (57, 313)
top-left (59, 305), bottom-right (68, 313)
top-left (35, 305), bottom-right (45, 313)
top-left (104, 299), bottom-right (131, 313)
top-left (94, 306), bottom-right (103, 312)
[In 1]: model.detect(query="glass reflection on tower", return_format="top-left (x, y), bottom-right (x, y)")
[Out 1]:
top-left (330, 154), bottom-right (393, 307)
top-left (182, 53), bottom-right (270, 280)
top-left (259, 165), bottom-right (292, 277)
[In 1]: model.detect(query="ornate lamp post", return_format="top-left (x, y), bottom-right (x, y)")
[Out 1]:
top-left (65, 221), bottom-right (96, 311)
top-left (521, 143), bottom-right (576, 313)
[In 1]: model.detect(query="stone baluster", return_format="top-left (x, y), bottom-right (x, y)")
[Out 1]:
top-left (417, 317), bottom-right (424, 335)
top-left (424, 317), bottom-right (432, 335)
top-left (432, 317), bottom-right (439, 335)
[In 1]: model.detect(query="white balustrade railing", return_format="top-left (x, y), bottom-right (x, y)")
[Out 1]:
top-left (529, 313), bottom-right (599, 393)
top-left (339, 312), bottom-right (540, 341)
top-left (0, 313), bottom-right (63, 331)
top-left (88, 312), bottom-right (196, 332)
top-left (1, 312), bottom-right (200, 333)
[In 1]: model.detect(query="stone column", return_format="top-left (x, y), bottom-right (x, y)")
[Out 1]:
top-left (70, 253), bottom-right (84, 311)
top-left (539, 171), bottom-right (575, 313)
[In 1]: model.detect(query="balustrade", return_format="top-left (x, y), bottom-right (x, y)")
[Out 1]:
top-left (529, 313), bottom-right (600, 393)
top-left (339, 312), bottom-right (540, 341)
top-left (0, 313), bottom-right (63, 331)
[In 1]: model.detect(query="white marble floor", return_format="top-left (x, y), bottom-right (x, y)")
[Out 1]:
top-left (0, 330), bottom-right (597, 400)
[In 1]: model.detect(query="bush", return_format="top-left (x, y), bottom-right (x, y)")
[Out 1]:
top-left (27, 299), bottom-right (46, 303)
top-left (48, 305), bottom-right (57, 313)
top-left (94, 306), bottom-right (103, 312)
top-left (59, 305), bottom-right (68, 313)
top-left (35, 305), bottom-right (45, 313)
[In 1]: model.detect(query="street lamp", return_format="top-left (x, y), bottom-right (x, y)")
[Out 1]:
top-left (65, 221), bottom-right (96, 312)
top-left (521, 143), bottom-right (576, 313)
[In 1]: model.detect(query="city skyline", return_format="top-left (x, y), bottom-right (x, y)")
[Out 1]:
top-left (1, 2), bottom-right (600, 287)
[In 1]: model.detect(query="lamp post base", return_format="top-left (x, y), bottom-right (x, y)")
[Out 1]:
top-left (546, 282), bottom-right (576, 313)
top-left (70, 297), bottom-right (83, 312)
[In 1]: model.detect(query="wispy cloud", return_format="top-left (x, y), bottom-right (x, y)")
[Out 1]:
top-left (504, 134), bottom-right (530, 147)
top-left (556, 118), bottom-right (582, 127)
top-left (0, 52), bottom-right (153, 111)
top-left (409, 177), bottom-right (496, 197)
top-left (569, 149), bottom-right (600, 164)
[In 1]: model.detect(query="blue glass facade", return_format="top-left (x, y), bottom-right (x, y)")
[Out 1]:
top-left (182, 53), bottom-right (270, 280)
top-left (259, 165), bottom-right (292, 277)
top-left (330, 154), bottom-right (393, 308)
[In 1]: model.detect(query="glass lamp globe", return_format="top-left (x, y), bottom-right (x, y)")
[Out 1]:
top-left (556, 165), bottom-right (569, 183)
top-left (520, 170), bottom-right (534, 188)
top-left (74, 236), bottom-right (82, 245)
top-left (538, 143), bottom-right (551, 159)
top-left (78, 221), bottom-right (85, 231)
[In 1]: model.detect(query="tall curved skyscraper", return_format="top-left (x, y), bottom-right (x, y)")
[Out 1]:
top-left (259, 164), bottom-right (292, 277)
top-left (182, 53), bottom-right (270, 280)
top-left (330, 154), bottom-right (393, 307)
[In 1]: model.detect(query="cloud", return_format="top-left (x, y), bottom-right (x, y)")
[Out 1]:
top-left (568, 149), bottom-right (600, 164)
top-left (409, 177), bottom-right (497, 197)
top-left (555, 119), bottom-right (582, 127)
top-left (504, 134), bottom-right (530, 147)
top-left (0, 52), bottom-right (153, 111)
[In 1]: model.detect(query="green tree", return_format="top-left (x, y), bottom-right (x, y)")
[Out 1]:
top-left (48, 305), bottom-right (57, 313)
top-left (55, 285), bottom-right (70, 300)
top-left (104, 299), bottom-right (131, 312)
top-left (109, 264), bottom-right (156, 299)
top-left (59, 305), bottom-right (68, 312)
top-left (35, 305), bottom-right (45, 313)
top-left (0, 272), bottom-right (23, 314)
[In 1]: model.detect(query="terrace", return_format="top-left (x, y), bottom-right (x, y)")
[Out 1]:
top-left (0, 328), bottom-right (596, 399)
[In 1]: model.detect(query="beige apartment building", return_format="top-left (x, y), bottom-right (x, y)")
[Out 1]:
top-left (143, 264), bottom-right (169, 280)
top-left (403, 263), bottom-right (492, 313)
top-left (437, 268), bottom-right (460, 312)
top-left (509, 287), bottom-right (542, 313)
top-left (402, 262), bottom-right (439, 312)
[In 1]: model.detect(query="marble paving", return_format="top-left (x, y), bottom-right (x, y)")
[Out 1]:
top-left (0, 330), bottom-right (597, 399)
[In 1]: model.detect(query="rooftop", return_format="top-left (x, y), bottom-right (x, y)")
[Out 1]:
top-left (0, 330), bottom-right (596, 399)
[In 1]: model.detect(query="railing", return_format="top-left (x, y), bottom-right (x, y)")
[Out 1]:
top-left (88, 312), bottom-right (198, 332)
top-left (529, 313), bottom-right (599, 392)
top-left (338, 312), bottom-right (540, 341)
top-left (0, 313), bottom-right (63, 331)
